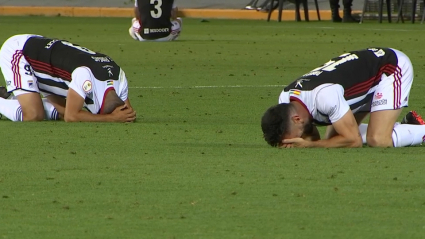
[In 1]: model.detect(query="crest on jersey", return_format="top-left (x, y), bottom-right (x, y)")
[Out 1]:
top-left (83, 80), bottom-right (92, 93)
top-left (375, 92), bottom-right (383, 99)
top-left (295, 78), bottom-right (310, 88)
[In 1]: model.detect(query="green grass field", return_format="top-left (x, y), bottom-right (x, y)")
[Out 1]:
top-left (0, 16), bottom-right (425, 238)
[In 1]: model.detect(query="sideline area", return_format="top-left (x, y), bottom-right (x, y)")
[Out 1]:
top-left (0, 6), bottom-right (361, 21)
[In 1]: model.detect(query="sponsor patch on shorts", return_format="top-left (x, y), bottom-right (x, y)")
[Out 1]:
top-left (372, 99), bottom-right (387, 107)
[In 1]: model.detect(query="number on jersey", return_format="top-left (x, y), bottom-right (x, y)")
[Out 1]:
top-left (150, 0), bottom-right (163, 18)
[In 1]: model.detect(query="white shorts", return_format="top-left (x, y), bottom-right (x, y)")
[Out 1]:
top-left (129, 18), bottom-right (182, 42)
top-left (369, 48), bottom-right (413, 112)
top-left (0, 34), bottom-right (41, 96)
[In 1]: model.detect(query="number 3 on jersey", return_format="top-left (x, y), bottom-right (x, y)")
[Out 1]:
top-left (150, 0), bottom-right (163, 18)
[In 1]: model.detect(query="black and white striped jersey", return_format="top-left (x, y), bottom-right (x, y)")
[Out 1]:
top-left (279, 48), bottom-right (399, 125)
top-left (22, 35), bottom-right (128, 114)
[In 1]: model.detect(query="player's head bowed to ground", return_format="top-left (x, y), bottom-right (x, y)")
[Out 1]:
top-left (129, 0), bottom-right (182, 42)
top-left (262, 47), bottom-right (425, 148)
top-left (0, 34), bottom-right (136, 122)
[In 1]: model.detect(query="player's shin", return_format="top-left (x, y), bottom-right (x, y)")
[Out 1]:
top-left (392, 123), bottom-right (425, 147)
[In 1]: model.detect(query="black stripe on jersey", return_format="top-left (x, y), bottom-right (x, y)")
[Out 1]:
top-left (36, 77), bottom-right (69, 90)
top-left (349, 93), bottom-right (374, 112)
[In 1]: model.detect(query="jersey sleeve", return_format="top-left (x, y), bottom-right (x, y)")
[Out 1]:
top-left (69, 67), bottom-right (94, 99)
top-left (118, 69), bottom-right (129, 101)
top-left (315, 84), bottom-right (350, 123)
top-left (278, 91), bottom-right (290, 104)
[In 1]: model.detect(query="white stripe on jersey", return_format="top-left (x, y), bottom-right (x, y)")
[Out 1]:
top-left (33, 71), bottom-right (70, 97)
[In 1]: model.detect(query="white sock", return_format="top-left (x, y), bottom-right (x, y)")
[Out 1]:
top-left (392, 123), bottom-right (425, 147)
top-left (0, 98), bottom-right (59, 121)
top-left (0, 97), bottom-right (23, 121)
top-left (358, 123), bottom-right (368, 144)
top-left (41, 98), bottom-right (59, 120)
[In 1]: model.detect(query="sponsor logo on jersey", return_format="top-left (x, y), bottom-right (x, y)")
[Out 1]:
top-left (372, 99), bottom-right (387, 107)
top-left (143, 28), bottom-right (170, 34)
top-left (289, 89), bottom-right (301, 96)
top-left (374, 92), bottom-right (383, 99)
top-left (83, 80), bottom-right (92, 93)
top-left (91, 56), bottom-right (111, 62)
top-left (107, 80), bottom-right (113, 86)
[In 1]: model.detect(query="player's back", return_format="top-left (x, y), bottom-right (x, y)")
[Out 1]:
top-left (137, 0), bottom-right (174, 40)
top-left (285, 48), bottom-right (399, 99)
top-left (23, 36), bottom-right (120, 82)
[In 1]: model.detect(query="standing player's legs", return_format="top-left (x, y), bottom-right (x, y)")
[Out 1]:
top-left (366, 49), bottom-right (425, 147)
top-left (0, 35), bottom-right (46, 121)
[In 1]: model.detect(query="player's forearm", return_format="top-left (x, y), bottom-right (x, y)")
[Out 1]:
top-left (308, 135), bottom-right (363, 148)
top-left (64, 110), bottom-right (114, 122)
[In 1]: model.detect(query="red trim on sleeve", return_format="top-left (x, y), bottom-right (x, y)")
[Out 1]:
top-left (99, 87), bottom-right (115, 114)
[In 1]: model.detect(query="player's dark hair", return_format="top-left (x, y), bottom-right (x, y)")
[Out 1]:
top-left (102, 90), bottom-right (125, 114)
top-left (261, 103), bottom-right (293, 147)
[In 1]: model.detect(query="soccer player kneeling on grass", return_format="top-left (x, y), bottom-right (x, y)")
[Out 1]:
top-left (129, 0), bottom-right (182, 42)
top-left (0, 34), bottom-right (136, 122)
top-left (261, 47), bottom-right (425, 148)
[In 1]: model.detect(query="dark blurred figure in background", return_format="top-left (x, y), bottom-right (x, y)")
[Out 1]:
top-left (330, 0), bottom-right (360, 22)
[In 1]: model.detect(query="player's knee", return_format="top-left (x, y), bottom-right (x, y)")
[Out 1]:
top-left (366, 134), bottom-right (393, 147)
top-left (22, 109), bottom-right (44, 121)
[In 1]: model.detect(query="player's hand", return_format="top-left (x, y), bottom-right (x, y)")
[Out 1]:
top-left (111, 105), bottom-right (136, 122)
top-left (281, 138), bottom-right (311, 148)
top-left (279, 143), bottom-right (294, 148)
